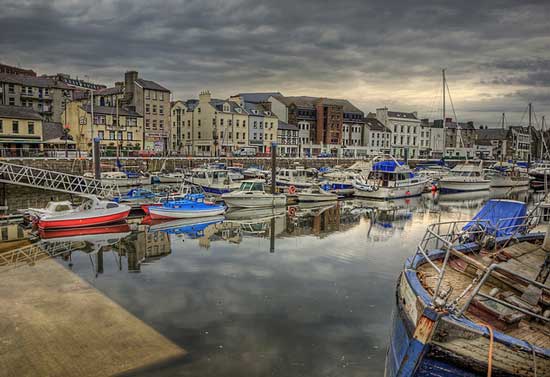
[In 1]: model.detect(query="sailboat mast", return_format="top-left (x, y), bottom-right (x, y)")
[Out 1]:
top-left (442, 69), bottom-right (446, 158)
top-left (501, 112), bottom-right (505, 163)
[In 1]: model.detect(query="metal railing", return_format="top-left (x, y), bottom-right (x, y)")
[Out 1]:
top-left (0, 161), bottom-right (120, 198)
top-left (411, 215), bottom-right (549, 323)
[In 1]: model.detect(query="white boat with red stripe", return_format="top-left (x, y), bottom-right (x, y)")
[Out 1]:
top-left (38, 196), bottom-right (131, 230)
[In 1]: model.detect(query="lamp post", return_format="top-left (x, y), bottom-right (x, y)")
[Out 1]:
top-left (64, 92), bottom-right (69, 158)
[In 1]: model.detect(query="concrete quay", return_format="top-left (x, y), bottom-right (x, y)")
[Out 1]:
top-left (0, 257), bottom-right (186, 377)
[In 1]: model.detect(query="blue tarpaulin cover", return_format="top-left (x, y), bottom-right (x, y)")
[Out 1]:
top-left (372, 160), bottom-right (404, 172)
top-left (463, 199), bottom-right (527, 237)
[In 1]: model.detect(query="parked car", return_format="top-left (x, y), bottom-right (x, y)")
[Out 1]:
top-left (233, 147), bottom-right (257, 157)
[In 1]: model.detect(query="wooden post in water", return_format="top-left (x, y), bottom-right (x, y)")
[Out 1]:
top-left (271, 141), bottom-right (277, 194)
top-left (93, 138), bottom-right (101, 179)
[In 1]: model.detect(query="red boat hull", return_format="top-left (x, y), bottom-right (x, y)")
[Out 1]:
top-left (39, 223), bottom-right (131, 239)
top-left (38, 210), bottom-right (130, 230)
top-left (140, 203), bottom-right (161, 214)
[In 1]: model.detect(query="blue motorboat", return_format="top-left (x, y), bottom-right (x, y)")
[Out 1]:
top-left (115, 188), bottom-right (158, 203)
top-left (149, 194), bottom-right (226, 220)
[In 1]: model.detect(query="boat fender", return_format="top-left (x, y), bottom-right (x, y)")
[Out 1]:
top-left (489, 287), bottom-right (499, 297)
top-left (288, 185), bottom-right (297, 195)
top-left (288, 206), bottom-right (297, 216)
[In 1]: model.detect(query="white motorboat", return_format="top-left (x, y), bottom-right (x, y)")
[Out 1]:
top-left (486, 164), bottom-right (529, 188)
top-left (221, 180), bottom-right (286, 208)
top-left (153, 171), bottom-right (186, 184)
top-left (243, 167), bottom-right (269, 179)
top-left (84, 171), bottom-right (149, 187)
top-left (227, 166), bottom-right (245, 181)
top-left (186, 168), bottom-right (240, 195)
top-left (37, 196), bottom-right (131, 229)
top-left (297, 185), bottom-right (338, 202)
top-left (318, 169), bottom-right (357, 196)
top-left (148, 194), bottom-right (226, 220)
top-left (276, 166), bottom-right (317, 189)
top-left (352, 156), bottom-right (428, 200)
top-left (439, 161), bottom-right (490, 193)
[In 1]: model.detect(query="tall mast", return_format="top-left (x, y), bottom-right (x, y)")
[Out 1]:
top-left (501, 112), bottom-right (505, 163)
top-left (528, 103), bottom-right (532, 163)
top-left (442, 69), bottom-right (446, 158)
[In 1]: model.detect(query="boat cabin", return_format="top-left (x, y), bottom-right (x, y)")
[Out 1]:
top-left (238, 180), bottom-right (265, 192)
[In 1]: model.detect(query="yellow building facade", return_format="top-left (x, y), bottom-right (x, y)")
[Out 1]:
top-left (0, 104), bottom-right (43, 155)
top-left (62, 102), bottom-right (143, 154)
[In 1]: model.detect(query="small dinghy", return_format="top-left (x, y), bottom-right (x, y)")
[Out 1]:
top-left (297, 185), bottom-right (338, 202)
top-left (149, 194), bottom-right (226, 220)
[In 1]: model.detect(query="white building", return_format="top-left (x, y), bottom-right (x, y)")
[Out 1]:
top-left (363, 117), bottom-right (391, 156)
top-left (376, 108), bottom-right (421, 159)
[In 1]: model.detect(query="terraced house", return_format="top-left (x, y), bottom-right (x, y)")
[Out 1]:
top-left (0, 104), bottom-right (43, 156)
top-left (376, 107), bottom-right (421, 159)
top-left (0, 73), bottom-right (74, 123)
top-left (62, 102), bottom-right (143, 154)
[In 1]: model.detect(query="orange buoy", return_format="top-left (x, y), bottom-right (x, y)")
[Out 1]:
top-left (288, 185), bottom-right (297, 195)
top-left (288, 206), bottom-right (297, 216)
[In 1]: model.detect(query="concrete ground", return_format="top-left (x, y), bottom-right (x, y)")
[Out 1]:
top-left (0, 258), bottom-right (186, 377)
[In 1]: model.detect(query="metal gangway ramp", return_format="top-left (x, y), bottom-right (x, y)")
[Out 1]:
top-left (0, 240), bottom-right (85, 272)
top-left (0, 161), bottom-right (120, 198)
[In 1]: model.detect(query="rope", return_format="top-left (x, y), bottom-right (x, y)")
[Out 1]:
top-left (480, 322), bottom-right (494, 377)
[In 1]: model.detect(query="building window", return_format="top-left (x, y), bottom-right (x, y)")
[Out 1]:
top-left (145, 90), bottom-right (150, 99)
top-left (98, 131), bottom-right (104, 139)
top-left (12, 121), bottom-right (19, 134)
top-left (9, 97), bottom-right (15, 106)
top-left (243, 120), bottom-right (246, 127)
top-left (159, 120), bottom-right (164, 129)
top-left (152, 105), bottom-right (157, 114)
top-left (145, 119), bottom-right (150, 129)
top-left (220, 118), bottom-right (224, 126)
top-left (228, 120), bottom-right (232, 126)
top-left (159, 92), bottom-right (164, 101)
top-left (145, 104), bottom-right (150, 114)
top-left (236, 132), bottom-right (239, 140)
top-left (118, 131), bottom-right (123, 140)
top-left (28, 122), bottom-right (34, 134)
top-left (187, 132), bottom-right (190, 139)
top-left (152, 91), bottom-right (157, 100)
top-left (236, 120), bottom-right (240, 127)
top-left (229, 132), bottom-right (232, 139)
top-left (198, 132), bottom-right (201, 139)
top-left (152, 120), bottom-right (157, 130)
top-left (127, 117), bottom-right (137, 127)
top-left (198, 120), bottom-right (201, 127)
top-left (188, 120), bottom-right (191, 127)
top-left (109, 131), bottom-right (115, 140)
top-left (0, 120), bottom-right (2, 133)
top-left (159, 105), bottom-right (164, 115)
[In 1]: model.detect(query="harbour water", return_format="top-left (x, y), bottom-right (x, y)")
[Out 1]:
top-left (1, 188), bottom-right (536, 376)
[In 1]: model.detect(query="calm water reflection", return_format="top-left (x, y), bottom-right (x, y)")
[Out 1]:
top-left (33, 188), bottom-right (536, 376)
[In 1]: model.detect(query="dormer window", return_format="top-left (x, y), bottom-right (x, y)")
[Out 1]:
top-left (252, 109), bottom-right (258, 115)
top-left (265, 111), bottom-right (271, 116)
top-left (223, 103), bottom-right (230, 112)
top-left (235, 108), bottom-right (242, 113)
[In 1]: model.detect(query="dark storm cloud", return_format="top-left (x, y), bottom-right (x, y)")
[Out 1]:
top-left (1, 0), bottom-right (549, 124)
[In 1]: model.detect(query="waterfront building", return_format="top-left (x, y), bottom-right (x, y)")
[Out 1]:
top-left (0, 104), bottom-right (43, 155)
top-left (376, 108), bottom-right (421, 159)
top-left (44, 73), bottom-right (106, 91)
top-left (0, 63), bottom-right (36, 77)
top-left (427, 120), bottom-right (445, 158)
top-left (277, 120), bottom-right (299, 157)
top-left (170, 100), bottom-right (186, 153)
top-left (477, 126), bottom-right (530, 161)
top-left (441, 118), bottom-right (477, 159)
top-left (0, 73), bottom-right (74, 123)
top-left (178, 91), bottom-right (249, 157)
top-left (62, 102), bottom-right (143, 154)
top-left (93, 83), bottom-right (124, 107)
top-left (363, 117), bottom-right (391, 156)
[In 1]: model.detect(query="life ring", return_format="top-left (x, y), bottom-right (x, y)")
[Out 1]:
top-left (288, 185), bottom-right (297, 195)
top-left (288, 206), bottom-right (297, 216)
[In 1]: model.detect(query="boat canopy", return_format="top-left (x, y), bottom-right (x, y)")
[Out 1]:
top-left (463, 199), bottom-right (527, 237)
top-left (372, 160), bottom-right (405, 172)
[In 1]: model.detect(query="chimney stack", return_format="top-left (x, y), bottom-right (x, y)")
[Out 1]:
top-left (124, 71), bottom-right (138, 103)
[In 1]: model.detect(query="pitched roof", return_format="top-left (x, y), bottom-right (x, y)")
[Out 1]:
top-left (135, 78), bottom-right (170, 92)
top-left (82, 105), bottom-right (142, 117)
top-left (387, 111), bottom-right (417, 120)
top-left (364, 118), bottom-right (390, 132)
top-left (210, 99), bottom-right (247, 115)
top-left (243, 101), bottom-right (273, 116)
top-left (0, 105), bottom-right (42, 120)
top-left (0, 73), bottom-right (73, 89)
top-left (95, 86), bottom-right (123, 96)
top-left (236, 92), bottom-right (283, 103)
top-left (274, 95), bottom-right (363, 114)
top-left (277, 120), bottom-right (299, 131)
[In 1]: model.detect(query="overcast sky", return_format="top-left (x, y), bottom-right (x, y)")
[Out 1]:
top-left (1, 0), bottom-right (549, 127)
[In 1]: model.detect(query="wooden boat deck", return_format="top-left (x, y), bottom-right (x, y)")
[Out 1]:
top-left (418, 240), bottom-right (550, 349)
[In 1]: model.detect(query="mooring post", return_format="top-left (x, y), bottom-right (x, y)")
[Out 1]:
top-left (93, 138), bottom-right (101, 180)
top-left (271, 142), bottom-right (277, 194)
